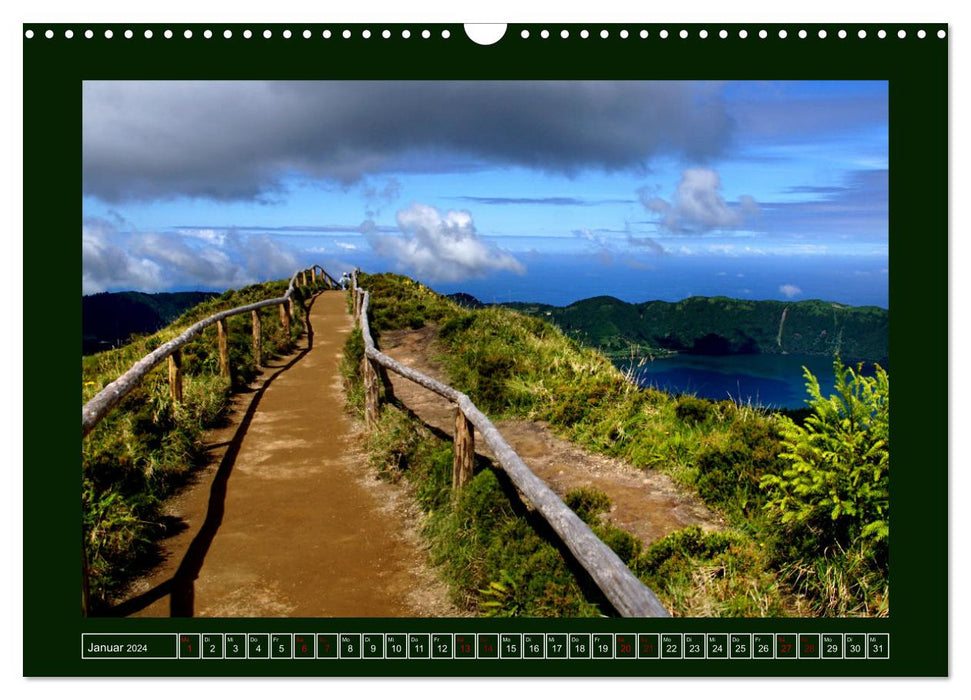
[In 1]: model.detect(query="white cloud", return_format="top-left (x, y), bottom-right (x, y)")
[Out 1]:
top-left (639, 168), bottom-right (759, 233)
top-left (363, 203), bottom-right (525, 282)
top-left (83, 219), bottom-right (164, 294)
top-left (82, 217), bottom-right (300, 293)
top-left (780, 284), bottom-right (803, 299)
top-left (236, 233), bottom-right (301, 282)
top-left (703, 244), bottom-right (766, 257)
top-left (179, 228), bottom-right (226, 245)
top-left (626, 235), bottom-right (667, 256)
top-left (573, 228), bottom-right (607, 247)
top-left (786, 243), bottom-right (830, 255)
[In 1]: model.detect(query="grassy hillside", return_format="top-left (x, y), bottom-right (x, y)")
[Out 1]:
top-left (505, 295), bottom-right (888, 363)
top-left (349, 273), bottom-right (889, 618)
top-left (81, 277), bottom-right (328, 610)
top-left (82, 291), bottom-right (217, 355)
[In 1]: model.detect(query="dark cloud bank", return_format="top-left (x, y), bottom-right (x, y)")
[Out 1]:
top-left (83, 81), bottom-right (734, 202)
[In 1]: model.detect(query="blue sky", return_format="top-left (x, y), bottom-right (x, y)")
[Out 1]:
top-left (81, 80), bottom-right (888, 306)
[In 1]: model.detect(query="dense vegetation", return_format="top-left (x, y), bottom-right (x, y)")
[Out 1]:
top-left (81, 276), bottom-right (329, 610)
top-left (82, 291), bottom-right (217, 355)
top-left (761, 362), bottom-right (890, 615)
top-left (504, 295), bottom-right (888, 363)
top-left (349, 273), bottom-right (890, 617)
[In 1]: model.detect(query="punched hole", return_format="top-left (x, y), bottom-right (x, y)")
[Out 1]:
top-left (464, 24), bottom-right (507, 45)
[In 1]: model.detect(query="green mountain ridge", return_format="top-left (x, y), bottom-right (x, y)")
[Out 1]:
top-left (503, 295), bottom-right (888, 363)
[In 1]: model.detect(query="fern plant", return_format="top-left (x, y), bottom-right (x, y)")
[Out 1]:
top-left (760, 359), bottom-right (889, 549)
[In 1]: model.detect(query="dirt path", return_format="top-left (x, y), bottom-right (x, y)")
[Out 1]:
top-left (114, 292), bottom-right (459, 618)
top-left (380, 326), bottom-right (724, 548)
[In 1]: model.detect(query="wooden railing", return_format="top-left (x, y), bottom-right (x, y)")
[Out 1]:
top-left (351, 272), bottom-right (670, 618)
top-left (82, 265), bottom-right (338, 437)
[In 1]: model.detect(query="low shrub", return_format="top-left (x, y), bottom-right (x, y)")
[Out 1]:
top-left (564, 487), bottom-right (612, 522)
top-left (633, 526), bottom-right (799, 617)
top-left (674, 395), bottom-right (714, 425)
top-left (694, 416), bottom-right (783, 519)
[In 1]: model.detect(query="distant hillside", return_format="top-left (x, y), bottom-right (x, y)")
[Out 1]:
top-left (82, 291), bottom-right (217, 355)
top-left (447, 292), bottom-right (486, 309)
top-left (503, 295), bottom-right (888, 363)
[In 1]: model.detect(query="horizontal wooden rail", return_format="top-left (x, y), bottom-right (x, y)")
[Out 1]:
top-left (82, 267), bottom-right (334, 438)
top-left (311, 264), bottom-right (341, 289)
top-left (353, 276), bottom-right (670, 618)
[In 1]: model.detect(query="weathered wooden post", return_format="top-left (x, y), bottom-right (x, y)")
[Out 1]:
top-left (167, 348), bottom-right (183, 403)
top-left (301, 271), bottom-right (307, 286)
top-left (279, 301), bottom-right (290, 339)
top-left (217, 318), bottom-right (231, 379)
top-left (311, 267), bottom-right (318, 284)
top-left (453, 407), bottom-right (475, 493)
top-left (287, 297), bottom-right (295, 321)
top-left (376, 363), bottom-right (396, 403)
top-left (251, 309), bottom-right (262, 369)
top-left (363, 356), bottom-right (380, 427)
top-left (355, 283), bottom-right (364, 320)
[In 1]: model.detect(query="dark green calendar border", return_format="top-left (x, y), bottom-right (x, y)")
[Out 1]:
top-left (23, 22), bottom-right (948, 677)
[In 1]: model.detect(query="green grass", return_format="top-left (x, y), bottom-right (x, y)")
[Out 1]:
top-left (342, 310), bottom-right (604, 616)
top-left (352, 272), bottom-right (889, 617)
top-left (358, 404), bottom-right (603, 616)
top-left (81, 275), bottom-right (331, 609)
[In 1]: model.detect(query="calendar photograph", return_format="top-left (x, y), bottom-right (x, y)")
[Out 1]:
top-left (79, 78), bottom-right (889, 621)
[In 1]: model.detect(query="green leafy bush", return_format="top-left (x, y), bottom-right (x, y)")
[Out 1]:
top-left (595, 523), bottom-right (644, 567)
top-left (761, 360), bottom-right (889, 549)
top-left (675, 395), bottom-right (714, 425)
top-left (759, 360), bottom-right (889, 615)
top-left (456, 469), bottom-right (516, 533)
top-left (639, 526), bottom-right (737, 573)
top-left (565, 487), bottom-right (612, 522)
top-left (632, 525), bottom-right (801, 617)
top-left (694, 417), bottom-right (783, 519)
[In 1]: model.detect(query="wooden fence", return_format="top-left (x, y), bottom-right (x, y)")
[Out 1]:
top-left (352, 272), bottom-right (670, 618)
top-left (80, 266), bottom-right (669, 618)
top-left (82, 265), bottom-right (339, 437)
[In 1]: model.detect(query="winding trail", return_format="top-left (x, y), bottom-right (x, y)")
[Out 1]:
top-left (116, 291), bottom-right (457, 618)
